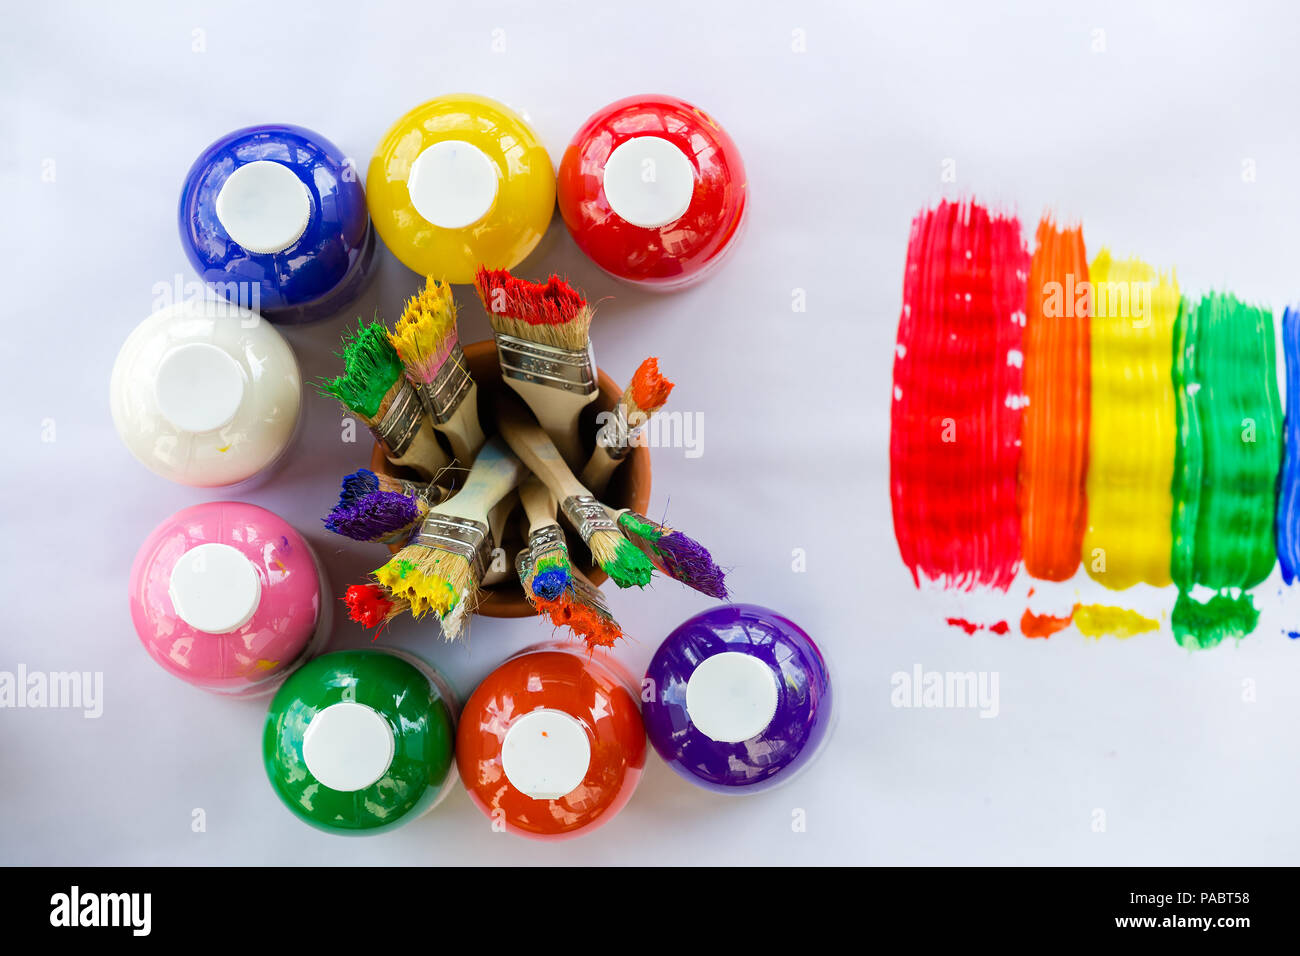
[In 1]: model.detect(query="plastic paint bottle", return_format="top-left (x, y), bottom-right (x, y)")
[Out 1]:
top-left (366, 94), bottom-right (555, 284)
top-left (263, 649), bottom-right (458, 835)
top-left (457, 641), bottom-right (645, 839)
top-left (110, 297), bottom-right (302, 487)
top-left (179, 124), bottom-right (375, 324)
top-left (642, 605), bottom-right (833, 794)
top-left (129, 502), bottom-right (330, 697)
top-left (557, 94), bottom-right (748, 290)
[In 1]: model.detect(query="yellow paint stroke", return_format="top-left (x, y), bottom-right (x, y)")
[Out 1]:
top-left (1072, 603), bottom-right (1158, 639)
top-left (1082, 249), bottom-right (1179, 589)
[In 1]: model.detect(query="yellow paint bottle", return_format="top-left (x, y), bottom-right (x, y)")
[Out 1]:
top-left (367, 94), bottom-right (555, 284)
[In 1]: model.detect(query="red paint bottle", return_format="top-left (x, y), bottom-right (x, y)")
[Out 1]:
top-left (557, 95), bottom-right (747, 291)
top-left (456, 642), bottom-right (646, 839)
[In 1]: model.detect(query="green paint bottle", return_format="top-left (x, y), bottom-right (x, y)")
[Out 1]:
top-left (263, 649), bottom-right (457, 834)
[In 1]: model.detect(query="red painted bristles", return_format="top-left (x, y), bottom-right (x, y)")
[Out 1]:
top-left (474, 267), bottom-right (593, 350)
top-left (343, 584), bottom-right (408, 638)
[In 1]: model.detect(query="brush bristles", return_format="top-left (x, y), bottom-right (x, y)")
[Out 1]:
top-left (344, 584), bottom-right (408, 634)
top-left (474, 267), bottom-right (592, 351)
top-left (338, 468), bottom-right (380, 508)
top-left (626, 357), bottom-right (674, 417)
top-left (318, 322), bottom-right (404, 419)
top-left (529, 545), bottom-right (572, 601)
top-left (324, 491), bottom-right (427, 543)
top-left (617, 512), bottom-right (728, 599)
top-left (586, 529), bottom-right (654, 588)
top-left (536, 594), bottom-right (623, 650)
top-left (390, 276), bottom-right (459, 383)
top-left (374, 545), bottom-right (475, 619)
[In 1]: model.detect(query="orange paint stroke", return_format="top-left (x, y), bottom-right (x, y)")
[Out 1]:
top-left (1020, 217), bottom-right (1090, 581)
top-left (1020, 608), bottom-right (1073, 638)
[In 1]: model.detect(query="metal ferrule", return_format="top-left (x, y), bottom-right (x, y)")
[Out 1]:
top-left (412, 514), bottom-right (492, 587)
top-left (495, 333), bottom-right (597, 396)
top-left (570, 575), bottom-right (611, 617)
top-left (595, 414), bottom-right (632, 460)
top-left (514, 547), bottom-right (532, 584)
top-left (393, 478), bottom-right (449, 507)
top-left (413, 344), bottom-right (474, 424)
top-left (560, 494), bottom-right (618, 542)
top-left (527, 523), bottom-right (567, 556)
top-left (371, 380), bottom-right (424, 458)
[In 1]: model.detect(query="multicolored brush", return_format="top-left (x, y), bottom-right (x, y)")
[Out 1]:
top-left (373, 436), bottom-right (526, 636)
top-left (325, 490), bottom-right (431, 544)
top-left (580, 356), bottom-right (674, 495)
top-left (474, 267), bottom-right (597, 470)
top-left (516, 549), bottom-right (623, 650)
top-left (343, 583), bottom-right (410, 636)
top-left (389, 276), bottom-right (486, 464)
top-left (319, 321), bottom-right (451, 481)
top-left (518, 475), bottom-right (572, 601)
top-left (613, 509), bottom-right (728, 599)
top-left (496, 396), bottom-right (654, 588)
top-left (335, 467), bottom-right (443, 509)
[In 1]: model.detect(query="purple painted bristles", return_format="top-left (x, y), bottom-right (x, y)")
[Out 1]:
top-left (324, 490), bottom-right (420, 542)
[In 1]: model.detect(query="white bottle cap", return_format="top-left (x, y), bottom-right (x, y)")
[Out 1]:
top-left (407, 140), bottom-right (499, 230)
top-left (686, 651), bottom-right (779, 743)
top-left (215, 160), bottom-right (312, 254)
top-left (602, 135), bottom-right (696, 228)
top-left (302, 702), bottom-right (396, 792)
top-left (153, 342), bottom-right (245, 433)
top-left (168, 543), bottom-right (262, 634)
top-left (501, 708), bottom-right (591, 800)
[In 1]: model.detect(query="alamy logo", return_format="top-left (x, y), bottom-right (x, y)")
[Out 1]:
top-left (49, 886), bottom-right (151, 936)
top-left (890, 664), bottom-right (1000, 718)
top-left (0, 666), bottom-right (102, 718)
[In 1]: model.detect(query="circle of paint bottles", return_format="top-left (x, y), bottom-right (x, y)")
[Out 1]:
top-left (109, 297), bottom-right (302, 487)
top-left (643, 604), bottom-right (833, 794)
top-left (263, 648), bottom-right (458, 835)
top-left (557, 94), bottom-right (748, 291)
top-left (457, 641), bottom-right (645, 839)
top-left (179, 124), bottom-right (375, 324)
top-left (367, 94), bottom-right (556, 284)
top-left (129, 502), bottom-right (331, 697)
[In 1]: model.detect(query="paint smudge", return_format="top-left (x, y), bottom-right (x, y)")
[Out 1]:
top-left (890, 200), bottom-right (1029, 591)
top-left (1171, 293), bottom-right (1280, 648)
top-left (1082, 251), bottom-right (1178, 589)
top-left (1020, 608), bottom-right (1073, 638)
top-left (1275, 306), bottom-right (1300, 583)
top-left (1071, 603), bottom-right (1158, 638)
top-left (1020, 217), bottom-right (1090, 581)
top-left (946, 617), bottom-right (1010, 635)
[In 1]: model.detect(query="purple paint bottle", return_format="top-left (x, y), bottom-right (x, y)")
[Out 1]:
top-left (642, 604), bottom-right (833, 794)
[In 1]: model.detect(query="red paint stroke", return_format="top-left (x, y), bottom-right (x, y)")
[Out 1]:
top-left (946, 617), bottom-right (1010, 635)
top-left (1020, 608), bottom-right (1074, 639)
top-left (891, 200), bottom-right (1029, 591)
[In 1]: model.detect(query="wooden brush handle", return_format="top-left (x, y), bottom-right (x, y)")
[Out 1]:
top-left (519, 475), bottom-right (559, 534)
top-left (438, 436), bottom-right (526, 522)
top-left (579, 445), bottom-right (621, 497)
top-left (496, 396), bottom-right (589, 504)
top-left (387, 418), bottom-right (451, 482)
top-left (433, 381), bottom-right (487, 466)
top-left (502, 377), bottom-right (595, 472)
top-left (481, 489), bottom-right (519, 587)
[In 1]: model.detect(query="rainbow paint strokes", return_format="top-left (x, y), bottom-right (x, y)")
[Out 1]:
top-left (1083, 250), bottom-right (1178, 590)
top-left (890, 200), bottom-right (1028, 591)
top-left (1020, 218), bottom-right (1090, 581)
top-left (1171, 293), bottom-right (1281, 648)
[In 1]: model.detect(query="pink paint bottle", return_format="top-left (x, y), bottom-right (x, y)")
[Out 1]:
top-left (129, 502), bottom-right (331, 697)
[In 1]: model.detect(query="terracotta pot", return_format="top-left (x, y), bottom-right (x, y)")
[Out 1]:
top-left (369, 338), bottom-right (652, 618)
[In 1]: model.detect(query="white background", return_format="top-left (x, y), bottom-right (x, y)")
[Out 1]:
top-left (2, 0), bottom-right (1298, 866)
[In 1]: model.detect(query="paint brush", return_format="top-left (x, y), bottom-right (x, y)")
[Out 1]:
top-left (343, 583), bottom-right (409, 636)
top-left (516, 549), bottom-right (623, 650)
top-left (518, 475), bottom-right (572, 601)
top-left (324, 490), bottom-right (431, 544)
top-left (319, 321), bottom-right (452, 481)
top-left (474, 267), bottom-right (597, 470)
top-left (480, 489), bottom-right (519, 587)
top-left (580, 357), bottom-right (674, 495)
top-left (496, 396), bottom-right (654, 588)
top-left (612, 509), bottom-right (728, 599)
top-left (389, 276), bottom-right (487, 465)
top-left (372, 436), bottom-right (526, 634)
top-left (337, 467), bottom-right (446, 509)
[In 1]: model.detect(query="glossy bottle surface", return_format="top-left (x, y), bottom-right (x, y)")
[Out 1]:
top-left (128, 502), bottom-right (328, 696)
top-left (109, 298), bottom-right (301, 487)
top-left (264, 649), bottom-right (457, 835)
top-left (457, 642), bottom-right (645, 839)
top-left (557, 94), bottom-right (747, 290)
top-left (179, 124), bottom-right (375, 324)
top-left (643, 604), bottom-right (833, 793)
top-left (367, 94), bottom-right (555, 284)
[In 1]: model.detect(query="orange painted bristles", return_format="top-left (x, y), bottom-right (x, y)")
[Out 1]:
top-left (628, 357), bottom-right (673, 413)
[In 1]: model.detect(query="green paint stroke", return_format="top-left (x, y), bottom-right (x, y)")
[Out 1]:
top-left (1170, 292), bottom-right (1281, 646)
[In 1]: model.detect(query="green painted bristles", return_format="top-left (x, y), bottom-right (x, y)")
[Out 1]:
top-left (586, 527), bottom-right (654, 588)
top-left (318, 321), bottom-right (405, 419)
